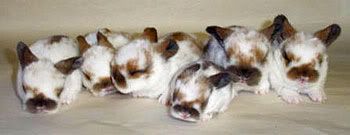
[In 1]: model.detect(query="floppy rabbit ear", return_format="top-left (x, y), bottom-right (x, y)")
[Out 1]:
top-left (17, 41), bottom-right (38, 69)
top-left (97, 32), bottom-right (114, 49)
top-left (157, 39), bottom-right (179, 60)
top-left (177, 63), bottom-right (201, 80)
top-left (76, 35), bottom-right (91, 54)
top-left (314, 24), bottom-right (341, 48)
top-left (54, 56), bottom-right (83, 75)
top-left (206, 26), bottom-right (233, 44)
top-left (208, 72), bottom-right (232, 89)
top-left (261, 14), bottom-right (296, 45)
top-left (143, 27), bottom-right (158, 43)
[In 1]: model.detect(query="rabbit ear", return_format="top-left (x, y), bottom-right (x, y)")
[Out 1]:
top-left (54, 56), bottom-right (83, 75)
top-left (97, 32), bottom-right (114, 49)
top-left (208, 72), bottom-right (232, 89)
top-left (17, 41), bottom-right (38, 69)
top-left (206, 26), bottom-right (233, 44)
top-left (76, 35), bottom-right (91, 54)
top-left (157, 39), bottom-right (179, 60)
top-left (314, 24), bottom-right (341, 48)
top-left (261, 14), bottom-right (296, 45)
top-left (177, 63), bottom-right (201, 80)
top-left (143, 27), bottom-right (158, 43)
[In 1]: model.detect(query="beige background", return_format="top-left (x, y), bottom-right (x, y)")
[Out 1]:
top-left (0, 0), bottom-right (349, 134)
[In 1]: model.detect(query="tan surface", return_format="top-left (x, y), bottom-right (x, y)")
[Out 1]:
top-left (1, 0), bottom-right (350, 134)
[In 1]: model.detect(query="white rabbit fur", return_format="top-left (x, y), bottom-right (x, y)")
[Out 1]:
top-left (167, 60), bottom-right (234, 122)
top-left (16, 35), bottom-right (83, 114)
top-left (110, 28), bottom-right (202, 104)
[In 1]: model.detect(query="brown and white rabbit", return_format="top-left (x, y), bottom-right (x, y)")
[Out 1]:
top-left (77, 28), bottom-right (131, 96)
top-left (267, 15), bottom-right (341, 104)
top-left (203, 25), bottom-right (272, 95)
top-left (16, 35), bottom-right (83, 114)
top-left (167, 60), bottom-right (234, 122)
top-left (110, 27), bottom-right (202, 104)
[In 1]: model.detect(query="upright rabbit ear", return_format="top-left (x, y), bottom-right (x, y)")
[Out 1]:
top-left (206, 26), bottom-right (233, 44)
top-left (17, 41), bottom-right (38, 69)
top-left (97, 32), bottom-right (114, 49)
top-left (76, 35), bottom-right (91, 54)
top-left (157, 39), bottom-right (179, 60)
top-left (143, 27), bottom-right (158, 43)
top-left (261, 14), bottom-right (296, 45)
top-left (314, 24), bottom-right (341, 48)
top-left (208, 72), bottom-right (232, 89)
top-left (54, 56), bottom-right (83, 75)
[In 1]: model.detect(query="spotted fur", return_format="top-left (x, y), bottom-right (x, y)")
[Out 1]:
top-left (78, 28), bottom-right (131, 96)
top-left (16, 36), bottom-right (83, 114)
top-left (110, 28), bottom-right (202, 103)
top-left (268, 14), bottom-right (341, 104)
top-left (203, 25), bottom-right (271, 95)
top-left (167, 60), bottom-right (234, 122)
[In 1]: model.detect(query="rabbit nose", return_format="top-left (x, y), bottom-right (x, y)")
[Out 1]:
top-left (181, 113), bottom-right (190, 118)
top-left (299, 76), bottom-right (309, 82)
top-left (36, 106), bottom-right (45, 110)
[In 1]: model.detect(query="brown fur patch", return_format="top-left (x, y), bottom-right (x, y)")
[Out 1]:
top-left (177, 64), bottom-right (201, 82)
top-left (97, 32), bottom-right (114, 49)
top-left (206, 26), bottom-right (233, 42)
top-left (170, 32), bottom-right (202, 55)
top-left (287, 62), bottom-right (319, 83)
top-left (111, 65), bottom-right (127, 88)
top-left (174, 77), bottom-right (210, 110)
top-left (76, 35), bottom-right (91, 54)
top-left (55, 87), bottom-right (63, 97)
top-left (93, 77), bottom-right (113, 92)
top-left (17, 42), bottom-right (39, 69)
top-left (49, 35), bottom-right (68, 44)
top-left (125, 54), bottom-right (152, 79)
top-left (82, 71), bottom-right (93, 81)
top-left (156, 39), bottom-right (179, 60)
top-left (226, 45), bottom-right (254, 66)
top-left (283, 51), bottom-right (301, 66)
top-left (23, 85), bottom-right (39, 94)
top-left (26, 93), bottom-right (57, 113)
top-left (143, 27), bottom-right (158, 43)
top-left (54, 56), bottom-right (82, 75)
top-left (252, 47), bottom-right (267, 64)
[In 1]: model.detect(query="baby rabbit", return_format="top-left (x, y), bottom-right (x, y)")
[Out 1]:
top-left (110, 27), bottom-right (202, 104)
top-left (77, 28), bottom-right (130, 96)
top-left (167, 60), bottom-right (234, 122)
top-left (16, 35), bottom-right (83, 114)
top-left (267, 15), bottom-right (341, 104)
top-left (203, 25), bottom-right (272, 94)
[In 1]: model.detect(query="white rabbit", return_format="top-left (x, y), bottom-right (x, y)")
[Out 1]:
top-left (203, 25), bottom-right (272, 95)
top-left (267, 15), bottom-right (341, 104)
top-left (110, 27), bottom-right (202, 104)
top-left (77, 28), bottom-right (131, 96)
top-left (167, 60), bottom-right (234, 122)
top-left (16, 35), bottom-right (83, 114)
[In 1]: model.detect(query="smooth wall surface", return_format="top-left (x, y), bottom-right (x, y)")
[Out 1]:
top-left (0, 0), bottom-right (349, 134)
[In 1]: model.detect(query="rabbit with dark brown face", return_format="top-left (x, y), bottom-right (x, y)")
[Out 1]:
top-left (267, 15), bottom-right (341, 104)
top-left (166, 60), bottom-right (234, 122)
top-left (203, 25), bottom-right (273, 95)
